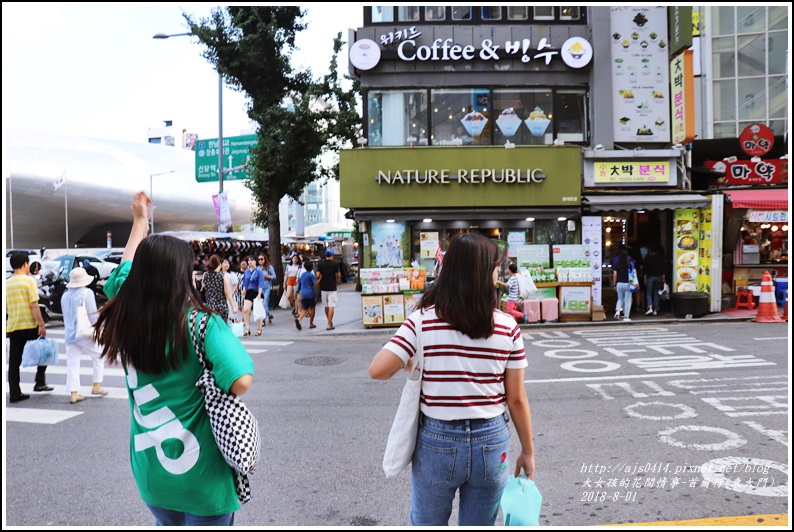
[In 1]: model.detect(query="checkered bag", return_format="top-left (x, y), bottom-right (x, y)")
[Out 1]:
top-left (190, 310), bottom-right (261, 504)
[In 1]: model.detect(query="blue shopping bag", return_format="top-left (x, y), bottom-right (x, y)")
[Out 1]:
top-left (501, 475), bottom-right (542, 526)
top-left (21, 338), bottom-right (60, 367)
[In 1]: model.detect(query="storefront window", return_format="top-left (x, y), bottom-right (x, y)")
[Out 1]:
top-left (712, 6), bottom-right (735, 35)
top-left (398, 6), bottom-right (419, 22)
top-left (737, 34), bottom-right (765, 77)
top-left (560, 7), bottom-right (581, 21)
top-left (712, 79), bottom-right (736, 122)
top-left (367, 89), bottom-right (429, 147)
top-left (534, 220), bottom-right (576, 245)
top-left (769, 6), bottom-right (787, 30)
top-left (533, 7), bottom-right (555, 20)
top-left (481, 6), bottom-right (501, 20)
top-left (451, 6), bottom-right (472, 21)
top-left (737, 6), bottom-right (765, 34)
top-left (493, 89), bottom-right (553, 146)
top-left (425, 6), bottom-right (445, 21)
top-left (370, 6), bottom-right (393, 23)
top-left (431, 88), bottom-right (491, 146)
top-left (768, 32), bottom-right (787, 75)
top-left (769, 76), bottom-right (786, 118)
top-left (713, 122), bottom-right (737, 138)
top-left (555, 90), bottom-right (588, 143)
top-left (507, 7), bottom-right (528, 20)
top-left (737, 78), bottom-right (766, 120)
top-left (711, 37), bottom-right (736, 78)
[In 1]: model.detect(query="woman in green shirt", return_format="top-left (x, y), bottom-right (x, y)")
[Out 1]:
top-left (97, 192), bottom-right (255, 526)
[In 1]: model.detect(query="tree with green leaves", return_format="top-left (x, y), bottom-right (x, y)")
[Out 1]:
top-left (184, 6), bottom-right (360, 283)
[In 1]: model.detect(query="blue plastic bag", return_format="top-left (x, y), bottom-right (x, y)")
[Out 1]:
top-left (501, 475), bottom-right (542, 526)
top-left (21, 338), bottom-right (59, 367)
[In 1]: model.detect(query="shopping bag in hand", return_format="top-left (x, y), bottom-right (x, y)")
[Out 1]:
top-left (22, 338), bottom-right (60, 367)
top-left (500, 475), bottom-right (542, 526)
top-left (251, 298), bottom-right (267, 322)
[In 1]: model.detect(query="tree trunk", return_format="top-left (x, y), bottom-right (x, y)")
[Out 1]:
top-left (267, 190), bottom-right (285, 289)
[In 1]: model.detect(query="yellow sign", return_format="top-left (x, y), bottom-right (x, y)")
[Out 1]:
top-left (671, 50), bottom-right (696, 144)
top-left (692, 7), bottom-right (701, 37)
top-left (594, 161), bottom-right (670, 183)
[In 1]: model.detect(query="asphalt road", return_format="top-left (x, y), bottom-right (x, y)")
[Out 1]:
top-left (4, 321), bottom-right (789, 527)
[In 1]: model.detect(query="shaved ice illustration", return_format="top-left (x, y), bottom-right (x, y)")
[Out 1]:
top-left (495, 108), bottom-right (521, 137)
top-left (525, 107), bottom-right (551, 136)
top-left (460, 111), bottom-right (488, 137)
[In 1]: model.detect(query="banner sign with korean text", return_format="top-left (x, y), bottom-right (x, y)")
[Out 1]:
top-left (704, 159), bottom-right (788, 185)
top-left (594, 161), bottom-right (671, 184)
top-left (747, 210), bottom-right (788, 223)
top-left (739, 124), bottom-right (774, 156)
top-left (697, 206), bottom-right (714, 296)
top-left (670, 50), bottom-right (695, 144)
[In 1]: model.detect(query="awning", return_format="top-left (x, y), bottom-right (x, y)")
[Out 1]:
top-left (583, 194), bottom-right (711, 212)
top-left (723, 189), bottom-right (789, 210)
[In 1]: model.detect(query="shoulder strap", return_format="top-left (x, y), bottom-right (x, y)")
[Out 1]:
top-left (409, 310), bottom-right (424, 378)
top-left (189, 309), bottom-right (211, 371)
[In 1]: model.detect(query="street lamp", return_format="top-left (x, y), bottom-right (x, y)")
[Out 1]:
top-left (153, 32), bottom-right (225, 200)
top-left (150, 170), bottom-right (176, 233)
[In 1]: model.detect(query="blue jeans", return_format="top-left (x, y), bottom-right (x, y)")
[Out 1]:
top-left (646, 276), bottom-right (661, 309)
top-left (262, 286), bottom-right (273, 319)
top-left (411, 413), bottom-right (511, 526)
top-left (616, 282), bottom-right (633, 318)
top-left (145, 504), bottom-right (234, 526)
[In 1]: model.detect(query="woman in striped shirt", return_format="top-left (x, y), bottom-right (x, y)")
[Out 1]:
top-left (370, 232), bottom-right (536, 526)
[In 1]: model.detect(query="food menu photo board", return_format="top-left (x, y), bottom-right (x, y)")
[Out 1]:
top-left (698, 207), bottom-right (713, 296)
top-left (674, 209), bottom-right (700, 292)
top-left (610, 6), bottom-right (671, 143)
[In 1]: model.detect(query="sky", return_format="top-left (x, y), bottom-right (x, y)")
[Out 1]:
top-left (1, 3), bottom-right (364, 144)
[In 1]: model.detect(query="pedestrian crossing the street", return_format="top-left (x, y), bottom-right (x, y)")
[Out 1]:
top-left (6, 327), bottom-right (293, 424)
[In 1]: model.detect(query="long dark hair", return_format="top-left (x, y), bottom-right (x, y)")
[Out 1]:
top-left (616, 248), bottom-right (630, 270)
top-left (96, 235), bottom-right (213, 374)
top-left (419, 232), bottom-right (501, 339)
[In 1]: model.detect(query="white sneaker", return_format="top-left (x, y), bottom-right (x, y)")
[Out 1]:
top-left (614, 309), bottom-right (622, 319)
top-left (653, 310), bottom-right (657, 316)
top-left (645, 308), bottom-right (654, 315)
top-left (623, 317), bottom-right (632, 322)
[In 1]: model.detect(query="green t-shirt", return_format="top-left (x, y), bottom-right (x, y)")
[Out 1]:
top-left (105, 261), bottom-right (255, 515)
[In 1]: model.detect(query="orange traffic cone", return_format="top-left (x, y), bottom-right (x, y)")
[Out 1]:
top-left (753, 271), bottom-right (784, 323)
top-left (782, 290), bottom-right (788, 322)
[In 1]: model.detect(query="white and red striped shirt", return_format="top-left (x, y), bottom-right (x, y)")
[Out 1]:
top-left (383, 306), bottom-right (526, 421)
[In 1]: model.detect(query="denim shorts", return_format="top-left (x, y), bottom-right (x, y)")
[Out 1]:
top-left (410, 412), bottom-right (511, 526)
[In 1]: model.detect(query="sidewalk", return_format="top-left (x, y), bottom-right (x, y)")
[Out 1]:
top-left (264, 283), bottom-right (783, 337)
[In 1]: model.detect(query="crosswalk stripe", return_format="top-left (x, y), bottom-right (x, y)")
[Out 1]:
top-left (18, 365), bottom-right (127, 378)
top-left (240, 340), bottom-right (294, 346)
top-left (6, 408), bottom-right (84, 424)
top-left (13, 383), bottom-right (128, 400)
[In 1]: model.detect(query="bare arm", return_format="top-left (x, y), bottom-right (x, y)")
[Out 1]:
top-left (229, 374), bottom-right (253, 396)
top-left (30, 301), bottom-right (46, 338)
top-left (121, 192), bottom-right (151, 263)
top-left (369, 349), bottom-right (408, 380)
top-left (505, 367), bottom-right (535, 478)
top-left (223, 273), bottom-right (236, 310)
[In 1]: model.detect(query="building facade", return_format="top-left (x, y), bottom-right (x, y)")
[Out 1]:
top-left (341, 5), bottom-right (790, 317)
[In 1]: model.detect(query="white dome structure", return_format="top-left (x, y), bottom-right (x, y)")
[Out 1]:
top-left (4, 130), bottom-right (256, 248)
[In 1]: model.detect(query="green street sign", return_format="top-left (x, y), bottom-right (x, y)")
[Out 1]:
top-left (195, 134), bottom-right (257, 183)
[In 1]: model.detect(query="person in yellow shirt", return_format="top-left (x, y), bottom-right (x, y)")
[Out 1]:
top-left (6, 252), bottom-right (51, 403)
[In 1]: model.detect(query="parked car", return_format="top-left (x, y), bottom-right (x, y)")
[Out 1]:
top-left (45, 254), bottom-right (118, 280)
top-left (5, 249), bottom-right (42, 279)
top-left (95, 248), bottom-right (125, 264)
